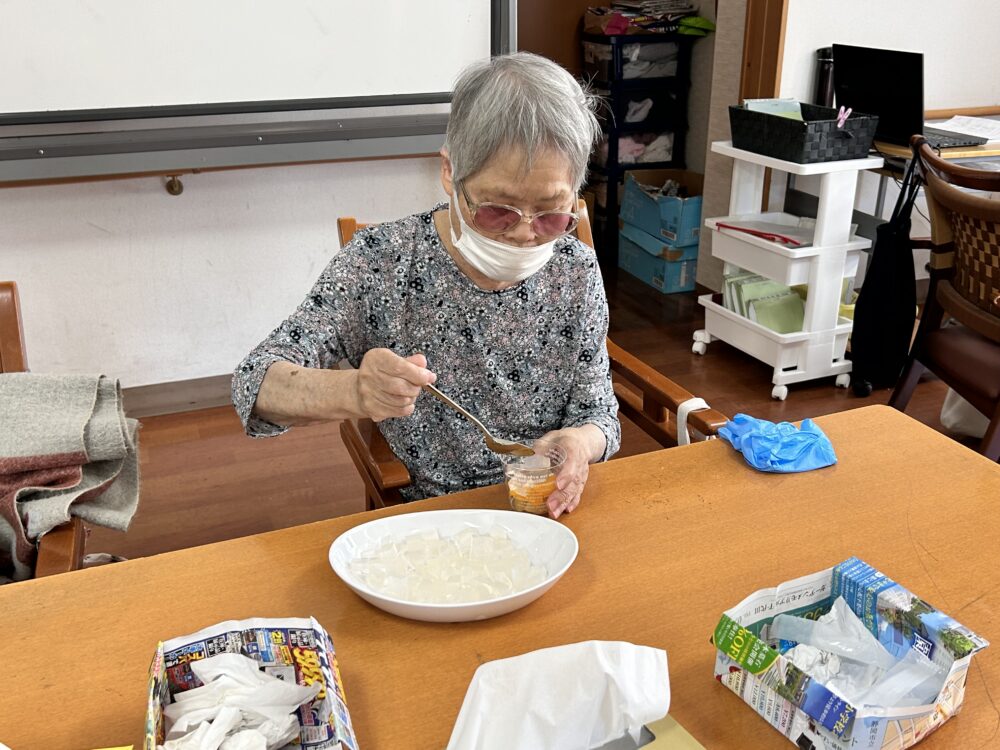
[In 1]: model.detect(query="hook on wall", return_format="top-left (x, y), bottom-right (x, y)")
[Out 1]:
top-left (165, 175), bottom-right (184, 196)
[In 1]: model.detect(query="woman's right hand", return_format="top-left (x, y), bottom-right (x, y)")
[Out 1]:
top-left (354, 349), bottom-right (437, 422)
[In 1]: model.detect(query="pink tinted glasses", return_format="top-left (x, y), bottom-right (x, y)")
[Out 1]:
top-left (460, 182), bottom-right (579, 239)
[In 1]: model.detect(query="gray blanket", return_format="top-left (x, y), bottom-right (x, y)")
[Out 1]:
top-left (0, 373), bottom-right (139, 582)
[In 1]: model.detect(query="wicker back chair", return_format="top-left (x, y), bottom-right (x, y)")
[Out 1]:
top-left (888, 137), bottom-right (1000, 460)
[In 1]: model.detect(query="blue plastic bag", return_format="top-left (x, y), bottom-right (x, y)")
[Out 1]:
top-left (718, 414), bottom-right (837, 473)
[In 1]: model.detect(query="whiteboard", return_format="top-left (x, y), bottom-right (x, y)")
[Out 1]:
top-left (0, 0), bottom-right (493, 120)
top-left (780, 0), bottom-right (1000, 110)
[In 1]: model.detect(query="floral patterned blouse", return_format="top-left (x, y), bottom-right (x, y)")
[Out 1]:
top-left (232, 204), bottom-right (621, 501)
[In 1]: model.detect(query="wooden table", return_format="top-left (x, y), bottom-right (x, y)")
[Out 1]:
top-left (868, 139), bottom-right (1000, 219)
top-left (2, 406), bottom-right (998, 749)
top-left (874, 140), bottom-right (1000, 161)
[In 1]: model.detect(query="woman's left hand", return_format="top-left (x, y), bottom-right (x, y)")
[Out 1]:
top-left (538, 426), bottom-right (603, 519)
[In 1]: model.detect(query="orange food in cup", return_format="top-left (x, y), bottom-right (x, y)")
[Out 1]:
top-left (508, 475), bottom-right (557, 514)
top-left (503, 442), bottom-right (566, 515)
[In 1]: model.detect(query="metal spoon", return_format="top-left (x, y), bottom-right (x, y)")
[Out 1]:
top-left (422, 383), bottom-right (534, 456)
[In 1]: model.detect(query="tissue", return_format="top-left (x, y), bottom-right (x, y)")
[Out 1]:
top-left (783, 644), bottom-right (886, 705)
top-left (773, 597), bottom-right (946, 708)
top-left (859, 648), bottom-right (946, 708)
top-left (772, 597), bottom-right (896, 672)
top-left (159, 653), bottom-right (320, 750)
top-left (446, 641), bottom-right (669, 750)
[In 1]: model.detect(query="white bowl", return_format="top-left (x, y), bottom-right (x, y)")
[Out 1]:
top-left (328, 509), bottom-right (578, 623)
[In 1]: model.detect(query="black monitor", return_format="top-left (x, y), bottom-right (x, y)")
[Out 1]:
top-left (832, 44), bottom-right (924, 147)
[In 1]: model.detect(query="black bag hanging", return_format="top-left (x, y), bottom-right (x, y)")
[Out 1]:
top-left (850, 156), bottom-right (922, 397)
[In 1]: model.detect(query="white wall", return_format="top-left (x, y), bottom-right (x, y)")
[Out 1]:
top-left (780, 0), bottom-right (1000, 109)
top-left (776, 0), bottom-right (983, 287)
top-left (1, 158), bottom-right (442, 387)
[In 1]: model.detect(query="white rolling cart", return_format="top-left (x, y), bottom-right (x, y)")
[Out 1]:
top-left (692, 141), bottom-right (883, 400)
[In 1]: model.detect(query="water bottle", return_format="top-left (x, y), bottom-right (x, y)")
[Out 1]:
top-left (814, 47), bottom-right (834, 107)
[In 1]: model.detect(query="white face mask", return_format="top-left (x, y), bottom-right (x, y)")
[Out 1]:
top-left (449, 193), bottom-right (557, 283)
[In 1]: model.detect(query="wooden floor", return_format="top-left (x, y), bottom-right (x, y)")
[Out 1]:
top-left (87, 271), bottom-right (953, 560)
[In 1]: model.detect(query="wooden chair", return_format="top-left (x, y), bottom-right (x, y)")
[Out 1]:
top-left (0, 281), bottom-right (87, 576)
top-left (336, 201), bottom-right (729, 510)
top-left (888, 138), bottom-right (1000, 461)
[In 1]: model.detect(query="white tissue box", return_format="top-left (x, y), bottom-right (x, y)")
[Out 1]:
top-left (143, 616), bottom-right (358, 750)
top-left (711, 557), bottom-right (988, 750)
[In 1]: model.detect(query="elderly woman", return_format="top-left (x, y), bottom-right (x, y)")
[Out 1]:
top-left (232, 52), bottom-right (620, 518)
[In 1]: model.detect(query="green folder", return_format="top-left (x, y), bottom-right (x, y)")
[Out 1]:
top-left (723, 272), bottom-right (762, 312)
top-left (749, 292), bottom-right (805, 333)
top-left (734, 278), bottom-right (791, 318)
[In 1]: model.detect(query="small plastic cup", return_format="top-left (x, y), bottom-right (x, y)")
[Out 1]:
top-left (502, 442), bottom-right (566, 515)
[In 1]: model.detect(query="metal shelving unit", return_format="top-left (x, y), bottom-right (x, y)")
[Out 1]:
top-left (582, 32), bottom-right (696, 269)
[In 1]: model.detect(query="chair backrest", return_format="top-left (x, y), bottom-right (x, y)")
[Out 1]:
top-left (0, 281), bottom-right (86, 576)
top-left (914, 138), bottom-right (1000, 342)
top-left (0, 281), bottom-right (29, 373)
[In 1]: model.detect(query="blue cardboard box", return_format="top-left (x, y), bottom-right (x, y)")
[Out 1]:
top-left (618, 221), bottom-right (698, 294)
top-left (619, 172), bottom-right (703, 247)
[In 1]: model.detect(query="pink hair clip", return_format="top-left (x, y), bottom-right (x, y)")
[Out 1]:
top-left (836, 106), bottom-right (853, 129)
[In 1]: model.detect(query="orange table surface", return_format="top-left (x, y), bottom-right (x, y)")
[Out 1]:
top-left (1, 405), bottom-right (998, 749)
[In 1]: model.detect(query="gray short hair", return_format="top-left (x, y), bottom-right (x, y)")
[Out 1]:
top-left (445, 52), bottom-right (601, 192)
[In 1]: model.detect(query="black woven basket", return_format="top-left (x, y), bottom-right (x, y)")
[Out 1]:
top-left (729, 103), bottom-right (878, 163)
